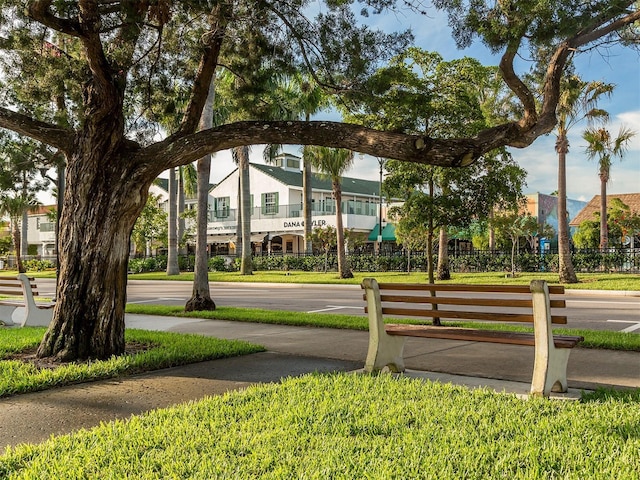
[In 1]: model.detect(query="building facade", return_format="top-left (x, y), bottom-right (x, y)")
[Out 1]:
top-left (207, 156), bottom-right (385, 255)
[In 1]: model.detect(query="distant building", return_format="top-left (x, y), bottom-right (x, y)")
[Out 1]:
top-left (570, 193), bottom-right (640, 247)
top-left (207, 157), bottom-right (387, 254)
top-left (24, 205), bottom-right (57, 257)
top-left (525, 193), bottom-right (588, 249)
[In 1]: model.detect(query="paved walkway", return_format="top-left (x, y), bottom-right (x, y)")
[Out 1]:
top-left (0, 314), bottom-right (638, 455)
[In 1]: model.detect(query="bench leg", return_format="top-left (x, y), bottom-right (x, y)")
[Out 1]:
top-left (0, 304), bottom-right (18, 326)
top-left (362, 277), bottom-right (406, 373)
top-left (531, 346), bottom-right (572, 396)
top-left (365, 332), bottom-right (406, 373)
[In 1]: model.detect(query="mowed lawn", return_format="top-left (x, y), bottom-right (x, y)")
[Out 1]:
top-left (1, 374), bottom-right (639, 478)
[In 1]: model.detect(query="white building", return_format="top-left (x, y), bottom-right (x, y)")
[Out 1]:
top-left (207, 155), bottom-right (386, 255)
top-left (24, 205), bottom-right (57, 257)
top-left (12, 154), bottom-right (390, 259)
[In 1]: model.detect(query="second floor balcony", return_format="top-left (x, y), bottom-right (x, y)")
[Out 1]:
top-left (208, 201), bottom-right (378, 223)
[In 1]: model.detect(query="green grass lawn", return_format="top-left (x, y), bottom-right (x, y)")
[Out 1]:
top-left (6, 268), bottom-right (640, 290)
top-left (1, 374), bottom-right (638, 478)
top-left (125, 304), bottom-right (640, 352)
top-left (127, 270), bottom-right (640, 290)
top-left (0, 328), bottom-right (263, 398)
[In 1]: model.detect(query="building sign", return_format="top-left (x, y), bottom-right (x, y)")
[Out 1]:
top-left (283, 219), bottom-right (328, 229)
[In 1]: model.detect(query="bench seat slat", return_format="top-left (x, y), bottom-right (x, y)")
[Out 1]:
top-left (370, 306), bottom-right (568, 325)
top-left (385, 324), bottom-right (583, 348)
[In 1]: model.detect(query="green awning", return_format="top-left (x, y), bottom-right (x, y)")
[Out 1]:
top-left (367, 223), bottom-right (396, 242)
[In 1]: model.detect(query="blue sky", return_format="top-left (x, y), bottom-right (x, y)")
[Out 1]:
top-left (209, 6), bottom-right (639, 203)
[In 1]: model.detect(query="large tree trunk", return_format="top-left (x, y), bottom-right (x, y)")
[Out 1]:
top-left (238, 146), bottom-right (252, 275)
top-left (555, 136), bottom-right (578, 283)
top-left (37, 146), bottom-right (150, 361)
top-left (333, 180), bottom-right (352, 279)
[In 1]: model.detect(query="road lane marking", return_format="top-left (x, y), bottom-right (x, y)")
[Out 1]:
top-left (307, 306), bottom-right (362, 313)
top-left (607, 320), bottom-right (640, 333)
top-left (128, 297), bottom-right (185, 304)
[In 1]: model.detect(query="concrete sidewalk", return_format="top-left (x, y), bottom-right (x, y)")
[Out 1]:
top-left (0, 314), bottom-right (638, 455)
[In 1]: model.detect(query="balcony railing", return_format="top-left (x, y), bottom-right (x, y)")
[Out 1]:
top-left (208, 202), bottom-right (378, 222)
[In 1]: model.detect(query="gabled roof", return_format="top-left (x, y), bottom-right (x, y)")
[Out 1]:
top-left (569, 193), bottom-right (640, 226)
top-left (251, 163), bottom-right (380, 197)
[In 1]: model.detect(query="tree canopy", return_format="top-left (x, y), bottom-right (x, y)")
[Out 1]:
top-left (0, 0), bottom-right (638, 361)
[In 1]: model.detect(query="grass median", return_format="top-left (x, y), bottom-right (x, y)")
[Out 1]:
top-left (126, 303), bottom-right (640, 352)
top-left (1, 373), bottom-right (639, 478)
top-left (0, 328), bottom-right (264, 398)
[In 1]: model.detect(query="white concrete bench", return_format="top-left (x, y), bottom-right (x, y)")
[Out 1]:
top-left (361, 278), bottom-right (583, 397)
top-left (0, 274), bottom-right (54, 327)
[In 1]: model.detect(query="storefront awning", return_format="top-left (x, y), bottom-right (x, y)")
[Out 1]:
top-left (207, 234), bottom-right (235, 243)
top-left (367, 223), bottom-right (396, 242)
top-left (208, 234), bottom-right (267, 244)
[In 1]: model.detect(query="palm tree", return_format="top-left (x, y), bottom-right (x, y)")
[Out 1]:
top-left (304, 146), bottom-right (354, 279)
top-left (554, 77), bottom-right (613, 283)
top-left (165, 166), bottom-right (180, 275)
top-left (582, 125), bottom-right (636, 250)
top-left (0, 193), bottom-right (39, 273)
top-left (263, 75), bottom-right (328, 253)
top-left (232, 145), bottom-right (253, 275)
top-left (186, 77), bottom-right (218, 311)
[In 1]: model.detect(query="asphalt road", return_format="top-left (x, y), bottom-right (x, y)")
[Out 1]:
top-left (35, 278), bottom-right (640, 333)
top-left (126, 280), bottom-right (640, 333)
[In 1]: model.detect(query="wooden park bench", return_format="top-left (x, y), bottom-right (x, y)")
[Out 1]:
top-left (361, 278), bottom-right (584, 397)
top-left (0, 274), bottom-right (54, 327)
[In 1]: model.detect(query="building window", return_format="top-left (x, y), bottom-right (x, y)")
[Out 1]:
top-left (214, 197), bottom-right (230, 218)
top-left (261, 192), bottom-right (279, 215)
top-left (39, 222), bottom-right (55, 232)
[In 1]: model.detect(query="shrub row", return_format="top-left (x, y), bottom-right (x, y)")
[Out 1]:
top-left (125, 250), bottom-right (639, 274)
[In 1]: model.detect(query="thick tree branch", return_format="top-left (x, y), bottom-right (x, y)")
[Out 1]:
top-left (499, 39), bottom-right (538, 129)
top-left (173, 5), bottom-right (228, 137)
top-left (78, 0), bottom-right (117, 103)
top-left (28, 0), bottom-right (83, 36)
top-left (147, 120), bottom-right (500, 174)
top-left (0, 107), bottom-right (75, 153)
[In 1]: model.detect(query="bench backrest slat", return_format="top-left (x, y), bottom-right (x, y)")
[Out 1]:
top-left (375, 282), bottom-right (565, 295)
top-left (368, 293), bottom-right (565, 309)
top-left (363, 281), bottom-right (568, 325)
top-left (0, 277), bottom-right (39, 297)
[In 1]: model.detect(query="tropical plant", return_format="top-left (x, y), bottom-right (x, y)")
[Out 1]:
top-left (131, 193), bottom-right (168, 256)
top-left (0, 193), bottom-right (40, 273)
top-left (582, 125), bottom-right (637, 249)
top-left (552, 75), bottom-right (613, 283)
top-left (305, 147), bottom-right (355, 278)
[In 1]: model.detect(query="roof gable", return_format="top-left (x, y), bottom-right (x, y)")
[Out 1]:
top-left (569, 193), bottom-right (640, 226)
top-left (251, 163), bottom-right (380, 196)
